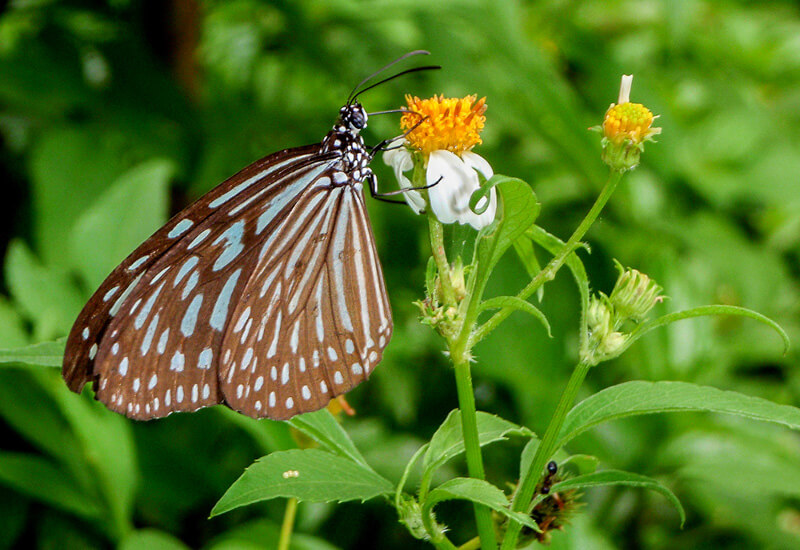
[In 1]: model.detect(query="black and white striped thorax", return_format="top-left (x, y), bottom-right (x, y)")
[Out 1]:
top-left (321, 103), bottom-right (373, 189)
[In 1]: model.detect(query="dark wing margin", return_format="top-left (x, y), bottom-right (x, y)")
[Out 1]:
top-left (62, 144), bottom-right (334, 418)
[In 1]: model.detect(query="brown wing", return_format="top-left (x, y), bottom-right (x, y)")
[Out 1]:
top-left (218, 183), bottom-right (392, 419)
top-left (62, 145), bottom-right (339, 419)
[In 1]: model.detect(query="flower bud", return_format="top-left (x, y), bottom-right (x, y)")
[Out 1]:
top-left (595, 75), bottom-right (661, 172)
top-left (609, 262), bottom-right (663, 322)
top-left (586, 296), bottom-right (614, 338)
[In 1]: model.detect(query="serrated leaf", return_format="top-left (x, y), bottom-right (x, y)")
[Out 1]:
top-left (422, 478), bottom-right (539, 531)
top-left (423, 410), bottom-right (532, 480)
top-left (70, 159), bottom-right (173, 291)
top-left (550, 470), bottom-right (685, 526)
top-left (211, 449), bottom-right (393, 517)
top-left (559, 381), bottom-right (800, 448)
top-left (0, 452), bottom-right (102, 521)
top-left (0, 339), bottom-right (65, 368)
top-left (288, 409), bottom-right (368, 467)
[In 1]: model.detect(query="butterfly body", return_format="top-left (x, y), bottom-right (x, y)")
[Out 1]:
top-left (63, 102), bottom-right (392, 420)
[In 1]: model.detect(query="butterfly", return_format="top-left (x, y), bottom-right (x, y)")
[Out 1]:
top-left (62, 51), bottom-right (437, 421)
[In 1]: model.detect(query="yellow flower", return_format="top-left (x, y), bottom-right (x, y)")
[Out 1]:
top-left (384, 94), bottom-right (496, 230)
top-left (597, 75), bottom-right (661, 171)
top-left (400, 94), bottom-right (486, 156)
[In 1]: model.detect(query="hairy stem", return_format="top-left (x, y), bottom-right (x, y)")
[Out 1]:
top-left (500, 361), bottom-right (591, 550)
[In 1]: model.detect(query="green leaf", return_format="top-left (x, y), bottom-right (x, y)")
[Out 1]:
top-left (479, 296), bottom-right (551, 337)
top-left (0, 452), bottom-right (102, 521)
top-left (288, 409), bottom-right (368, 467)
top-left (422, 478), bottom-right (539, 532)
top-left (211, 449), bottom-right (394, 517)
top-left (475, 176), bottom-right (540, 276)
top-left (4, 240), bottom-right (85, 340)
top-left (512, 236), bottom-right (543, 301)
top-left (219, 408), bottom-right (296, 454)
top-left (625, 305), bottom-right (790, 356)
top-left (549, 470), bottom-right (685, 526)
top-left (559, 381), bottom-right (800, 448)
top-left (49, 383), bottom-right (138, 540)
top-left (119, 529), bottom-right (191, 550)
top-left (69, 159), bottom-right (173, 291)
top-left (0, 339), bottom-right (65, 368)
top-left (0, 297), bottom-right (28, 348)
top-left (424, 410), bottom-right (532, 475)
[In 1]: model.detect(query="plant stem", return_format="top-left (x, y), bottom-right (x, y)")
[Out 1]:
top-left (459, 536), bottom-right (482, 550)
top-left (470, 170), bottom-right (623, 347)
top-left (277, 497), bottom-right (298, 550)
top-left (500, 361), bottom-right (592, 550)
top-left (453, 352), bottom-right (498, 550)
top-left (429, 215), bottom-right (457, 305)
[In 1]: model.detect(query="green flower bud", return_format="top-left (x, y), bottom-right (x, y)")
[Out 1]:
top-left (609, 261), bottom-right (663, 322)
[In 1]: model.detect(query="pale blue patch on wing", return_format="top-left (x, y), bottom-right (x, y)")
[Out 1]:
top-left (211, 268), bottom-right (242, 331)
top-left (134, 282), bottom-right (165, 329)
top-left (174, 256), bottom-right (199, 287)
top-left (182, 271), bottom-right (200, 300)
top-left (182, 294), bottom-right (204, 337)
top-left (198, 348), bottom-right (213, 370)
top-left (256, 164), bottom-right (330, 235)
top-left (141, 313), bottom-right (160, 356)
top-left (168, 218), bottom-right (194, 238)
top-left (212, 220), bottom-right (245, 272)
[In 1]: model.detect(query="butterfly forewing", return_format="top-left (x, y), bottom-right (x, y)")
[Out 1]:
top-left (219, 183), bottom-right (392, 419)
top-left (63, 145), bottom-right (357, 419)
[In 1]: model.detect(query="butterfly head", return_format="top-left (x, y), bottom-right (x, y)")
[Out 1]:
top-left (338, 103), bottom-right (368, 134)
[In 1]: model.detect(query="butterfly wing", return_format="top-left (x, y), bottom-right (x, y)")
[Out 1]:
top-left (62, 144), bottom-right (339, 419)
top-left (218, 181), bottom-right (393, 419)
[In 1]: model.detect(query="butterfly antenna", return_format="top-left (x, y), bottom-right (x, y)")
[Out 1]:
top-left (348, 50), bottom-right (435, 103)
top-left (351, 65), bottom-right (440, 104)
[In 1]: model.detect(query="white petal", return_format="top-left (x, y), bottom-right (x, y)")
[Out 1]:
top-left (618, 74), bottom-right (633, 104)
top-left (383, 145), bottom-right (424, 214)
top-left (427, 150), bottom-right (480, 226)
top-left (460, 152), bottom-right (497, 230)
top-left (383, 143), bottom-right (412, 172)
top-left (396, 171), bottom-right (426, 214)
top-left (461, 151), bottom-right (494, 180)
top-left (468, 186), bottom-right (497, 230)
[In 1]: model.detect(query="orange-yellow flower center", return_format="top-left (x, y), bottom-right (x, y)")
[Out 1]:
top-left (401, 94), bottom-right (486, 156)
top-left (603, 102), bottom-right (654, 144)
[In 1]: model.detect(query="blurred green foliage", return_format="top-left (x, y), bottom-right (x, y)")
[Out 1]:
top-left (1, 0), bottom-right (800, 548)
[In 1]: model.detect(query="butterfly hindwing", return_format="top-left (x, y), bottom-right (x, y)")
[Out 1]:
top-left (219, 183), bottom-right (392, 419)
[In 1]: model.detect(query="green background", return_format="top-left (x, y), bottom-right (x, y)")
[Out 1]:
top-left (2, 0), bottom-right (800, 548)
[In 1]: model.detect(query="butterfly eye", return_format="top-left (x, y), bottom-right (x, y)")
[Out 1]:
top-left (349, 109), bottom-right (367, 130)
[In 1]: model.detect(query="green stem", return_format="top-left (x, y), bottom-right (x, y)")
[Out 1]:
top-left (429, 215), bottom-right (457, 305)
top-left (453, 353), bottom-right (498, 550)
top-left (459, 536), bottom-right (482, 550)
top-left (470, 170), bottom-right (623, 348)
top-left (500, 361), bottom-right (592, 550)
top-left (277, 498), bottom-right (298, 550)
